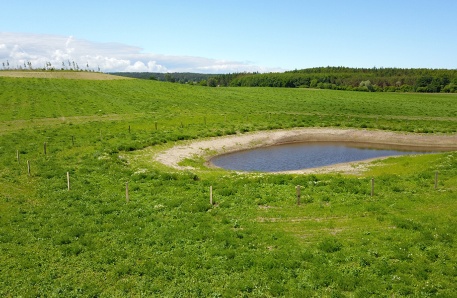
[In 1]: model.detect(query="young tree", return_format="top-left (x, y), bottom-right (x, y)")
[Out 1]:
top-left (207, 77), bottom-right (217, 87)
top-left (359, 80), bottom-right (374, 91)
top-left (165, 73), bottom-right (176, 83)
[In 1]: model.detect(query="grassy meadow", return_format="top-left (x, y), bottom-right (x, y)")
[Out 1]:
top-left (0, 73), bottom-right (456, 297)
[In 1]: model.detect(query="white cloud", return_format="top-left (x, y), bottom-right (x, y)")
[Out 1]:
top-left (65, 36), bottom-right (73, 48)
top-left (125, 61), bottom-right (148, 72)
top-left (147, 61), bottom-right (167, 72)
top-left (0, 32), bottom-right (279, 73)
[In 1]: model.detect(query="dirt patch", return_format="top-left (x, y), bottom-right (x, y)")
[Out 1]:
top-left (0, 71), bottom-right (131, 80)
top-left (154, 128), bottom-right (457, 174)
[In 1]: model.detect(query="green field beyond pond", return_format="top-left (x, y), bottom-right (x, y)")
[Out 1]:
top-left (1, 74), bottom-right (456, 296)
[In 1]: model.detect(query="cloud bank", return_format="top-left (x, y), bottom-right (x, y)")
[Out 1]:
top-left (0, 32), bottom-right (276, 73)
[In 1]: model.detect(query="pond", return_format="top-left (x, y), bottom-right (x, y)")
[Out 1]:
top-left (210, 142), bottom-right (435, 172)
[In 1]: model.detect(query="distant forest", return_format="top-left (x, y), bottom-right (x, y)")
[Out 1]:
top-left (111, 72), bottom-right (213, 84)
top-left (112, 67), bottom-right (457, 93)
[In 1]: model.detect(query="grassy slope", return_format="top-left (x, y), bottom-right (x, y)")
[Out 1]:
top-left (0, 75), bottom-right (456, 297)
top-left (0, 70), bottom-right (131, 80)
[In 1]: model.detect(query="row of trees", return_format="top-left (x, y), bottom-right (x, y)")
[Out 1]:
top-left (1, 60), bottom-right (100, 72)
top-left (208, 67), bottom-right (457, 93)
top-left (111, 72), bottom-right (214, 84)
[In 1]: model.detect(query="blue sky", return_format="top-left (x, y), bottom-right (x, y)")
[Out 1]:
top-left (1, 0), bottom-right (456, 73)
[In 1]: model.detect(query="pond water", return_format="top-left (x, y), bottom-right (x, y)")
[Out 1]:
top-left (210, 142), bottom-right (434, 172)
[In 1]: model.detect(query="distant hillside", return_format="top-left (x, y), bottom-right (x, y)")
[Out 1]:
top-left (0, 70), bottom-right (131, 80)
top-left (111, 68), bottom-right (457, 93)
top-left (110, 72), bottom-right (213, 84)
top-left (3, 69), bottom-right (456, 93)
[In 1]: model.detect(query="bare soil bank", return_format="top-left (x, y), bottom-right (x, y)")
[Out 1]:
top-left (154, 128), bottom-right (457, 174)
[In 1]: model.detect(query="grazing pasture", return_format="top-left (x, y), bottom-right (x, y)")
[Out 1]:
top-left (0, 73), bottom-right (456, 296)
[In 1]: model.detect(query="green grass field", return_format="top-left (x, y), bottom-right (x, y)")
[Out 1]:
top-left (1, 74), bottom-right (456, 297)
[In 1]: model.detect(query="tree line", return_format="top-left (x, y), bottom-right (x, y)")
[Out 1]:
top-left (111, 72), bottom-right (213, 84)
top-left (209, 67), bottom-right (457, 93)
top-left (79, 67), bottom-right (457, 93)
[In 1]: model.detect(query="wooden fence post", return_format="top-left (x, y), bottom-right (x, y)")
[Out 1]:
top-left (296, 185), bottom-right (301, 205)
top-left (371, 178), bottom-right (374, 197)
top-left (27, 160), bottom-right (31, 176)
top-left (67, 172), bottom-right (70, 191)
top-left (435, 171), bottom-right (438, 190)
top-left (210, 185), bottom-right (213, 205)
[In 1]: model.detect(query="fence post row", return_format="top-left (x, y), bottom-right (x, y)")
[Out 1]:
top-left (17, 134), bottom-right (445, 200)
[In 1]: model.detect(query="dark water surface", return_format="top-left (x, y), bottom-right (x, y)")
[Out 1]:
top-left (210, 142), bottom-right (433, 172)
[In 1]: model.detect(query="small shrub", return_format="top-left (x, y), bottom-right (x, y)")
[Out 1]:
top-left (392, 218), bottom-right (422, 231)
top-left (318, 237), bottom-right (342, 253)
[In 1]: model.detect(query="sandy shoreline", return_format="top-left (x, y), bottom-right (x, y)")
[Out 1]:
top-left (154, 128), bottom-right (457, 174)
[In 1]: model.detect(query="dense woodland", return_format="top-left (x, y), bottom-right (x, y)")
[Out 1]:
top-left (213, 67), bottom-right (457, 92)
top-left (116, 67), bottom-right (457, 93)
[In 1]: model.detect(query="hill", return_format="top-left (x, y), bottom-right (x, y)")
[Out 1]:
top-left (0, 70), bottom-right (132, 80)
top-left (0, 75), bottom-right (456, 296)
